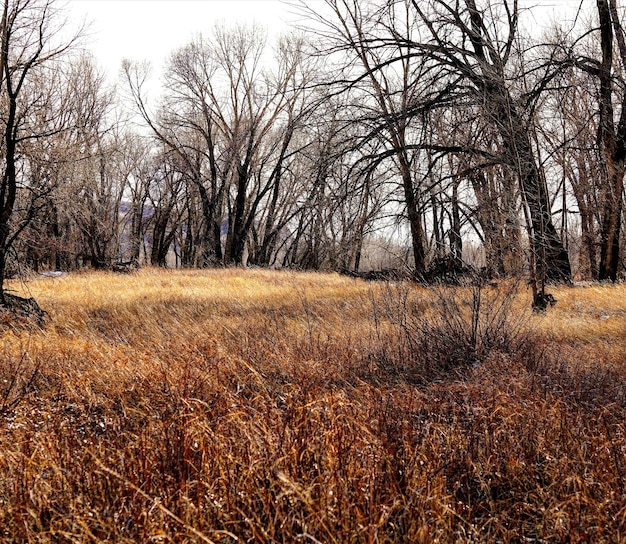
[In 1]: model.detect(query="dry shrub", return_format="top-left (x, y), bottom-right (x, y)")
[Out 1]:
top-left (372, 279), bottom-right (531, 381)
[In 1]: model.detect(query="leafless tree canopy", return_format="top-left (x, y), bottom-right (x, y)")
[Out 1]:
top-left (4, 0), bottom-right (626, 304)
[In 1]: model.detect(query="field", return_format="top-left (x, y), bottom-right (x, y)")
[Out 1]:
top-left (0, 268), bottom-right (625, 543)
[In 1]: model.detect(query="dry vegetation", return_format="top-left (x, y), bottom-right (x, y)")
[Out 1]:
top-left (0, 268), bottom-right (625, 542)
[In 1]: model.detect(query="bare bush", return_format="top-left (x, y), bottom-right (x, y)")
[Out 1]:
top-left (374, 279), bottom-right (531, 380)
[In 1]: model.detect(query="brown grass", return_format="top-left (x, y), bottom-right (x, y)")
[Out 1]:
top-left (0, 268), bottom-right (625, 542)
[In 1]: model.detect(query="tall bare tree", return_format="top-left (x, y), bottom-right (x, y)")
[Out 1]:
top-left (587, 0), bottom-right (626, 280)
top-left (299, 0), bottom-right (446, 274)
top-left (0, 0), bottom-right (78, 304)
top-left (402, 0), bottom-right (571, 283)
top-left (125, 26), bottom-right (314, 266)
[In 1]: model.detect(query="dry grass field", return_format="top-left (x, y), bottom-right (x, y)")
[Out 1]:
top-left (0, 268), bottom-right (625, 542)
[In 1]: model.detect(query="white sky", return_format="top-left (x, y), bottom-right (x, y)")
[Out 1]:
top-left (65, 0), bottom-right (583, 88)
top-left (66, 0), bottom-right (296, 83)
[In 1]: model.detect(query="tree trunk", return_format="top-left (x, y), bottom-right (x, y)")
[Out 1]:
top-left (400, 163), bottom-right (426, 275)
top-left (596, 0), bottom-right (626, 280)
top-left (450, 180), bottom-right (463, 262)
top-left (489, 91), bottom-right (571, 282)
top-left (228, 163), bottom-right (249, 265)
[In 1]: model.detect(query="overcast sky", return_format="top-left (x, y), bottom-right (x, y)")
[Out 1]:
top-left (66, 0), bottom-right (295, 83)
top-left (66, 0), bottom-right (583, 87)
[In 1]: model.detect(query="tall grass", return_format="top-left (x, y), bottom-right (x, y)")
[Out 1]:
top-left (0, 268), bottom-right (625, 542)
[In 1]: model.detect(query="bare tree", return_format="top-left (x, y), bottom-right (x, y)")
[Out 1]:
top-left (579, 0), bottom-right (626, 280)
top-left (118, 131), bottom-right (152, 265)
top-left (124, 26), bottom-right (315, 267)
top-left (0, 0), bottom-right (78, 305)
top-left (146, 150), bottom-right (187, 267)
top-left (398, 0), bottom-right (571, 284)
top-left (61, 55), bottom-right (124, 269)
top-left (298, 0), bottom-right (448, 274)
top-left (538, 63), bottom-right (603, 279)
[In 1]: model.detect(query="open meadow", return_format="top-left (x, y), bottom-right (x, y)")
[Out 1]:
top-left (0, 268), bottom-right (625, 542)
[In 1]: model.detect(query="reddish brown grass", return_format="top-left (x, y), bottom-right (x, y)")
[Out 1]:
top-left (0, 268), bottom-right (625, 542)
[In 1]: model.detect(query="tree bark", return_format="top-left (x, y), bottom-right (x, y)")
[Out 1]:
top-left (596, 0), bottom-right (626, 280)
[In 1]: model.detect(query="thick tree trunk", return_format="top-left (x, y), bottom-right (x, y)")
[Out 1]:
top-left (491, 93), bottom-right (571, 282)
top-left (598, 165), bottom-right (624, 280)
top-left (0, 94), bottom-right (18, 304)
top-left (596, 0), bottom-right (626, 280)
top-left (399, 162), bottom-right (426, 275)
top-left (226, 160), bottom-right (252, 265)
top-left (188, 179), bottom-right (221, 268)
top-left (463, 0), bottom-right (571, 282)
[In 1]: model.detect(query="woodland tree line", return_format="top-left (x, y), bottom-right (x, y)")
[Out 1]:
top-left (1, 0), bottom-right (626, 305)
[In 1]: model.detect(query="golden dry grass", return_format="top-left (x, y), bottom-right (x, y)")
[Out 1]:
top-left (0, 268), bottom-right (625, 542)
